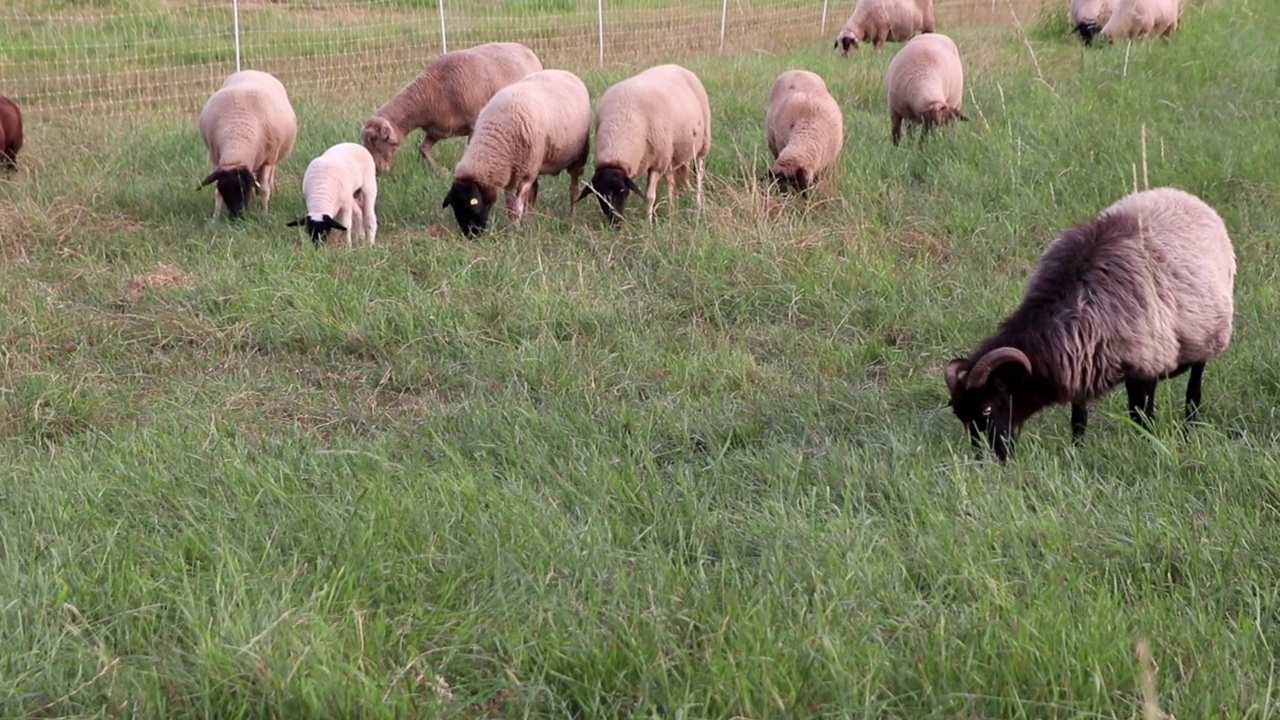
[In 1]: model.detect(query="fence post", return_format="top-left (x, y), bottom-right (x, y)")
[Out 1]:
top-left (597, 0), bottom-right (604, 66)
top-left (718, 0), bottom-right (728, 52)
top-left (438, 0), bottom-right (448, 53)
top-left (232, 0), bottom-right (241, 71)
top-left (821, 0), bottom-right (829, 34)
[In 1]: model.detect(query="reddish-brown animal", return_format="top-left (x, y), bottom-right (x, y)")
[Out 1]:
top-left (0, 95), bottom-right (23, 171)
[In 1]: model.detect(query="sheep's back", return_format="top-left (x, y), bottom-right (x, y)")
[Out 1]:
top-left (408, 42), bottom-right (544, 126)
top-left (885, 33), bottom-right (963, 115)
top-left (199, 71), bottom-right (296, 167)
top-left (596, 65), bottom-right (709, 175)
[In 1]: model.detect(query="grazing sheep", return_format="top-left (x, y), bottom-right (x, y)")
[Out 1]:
top-left (440, 69), bottom-right (591, 238)
top-left (361, 42), bottom-right (543, 173)
top-left (944, 187), bottom-right (1235, 462)
top-left (578, 64), bottom-right (712, 226)
top-left (198, 69), bottom-right (297, 219)
top-left (885, 32), bottom-right (968, 146)
top-left (286, 142), bottom-right (378, 248)
top-left (1099, 0), bottom-right (1182, 40)
top-left (0, 95), bottom-right (23, 171)
top-left (833, 0), bottom-right (935, 55)
top-left (765, 70), bottom-right (844, 193)
top-left (1069, 0), bottom-right (1112, 44)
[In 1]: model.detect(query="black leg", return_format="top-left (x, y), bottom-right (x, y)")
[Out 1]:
top-left (1070, 403), bottom-right (1088, 443)
top-left (1125, 378), bottom-right (1157, 431)
top-left (1185, 362), bottom-right (1206, 425)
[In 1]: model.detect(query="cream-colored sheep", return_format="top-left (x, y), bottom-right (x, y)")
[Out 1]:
top-left (440, 69), bottom-right (592, 238)
top-left (765, 70), bottom-right (844, 192)
top-left (884, 32), bottom-right (967, 146)
top-left (361, 42), bottom-right (542, 173)
top-left (286, 142), bottom-right (378, 248)
top-left (1069, 0), bottom-right (1112, 43)
top-left (580, 64), bottom-right (712, 226)
top-left (834, 0), bottom-right (935, 55)
top-left (1099, 0), bottom-right (1181, 40)
top-left (198, 69), bottom-right (297, 219)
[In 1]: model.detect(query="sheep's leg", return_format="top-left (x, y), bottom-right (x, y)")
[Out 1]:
top-left (212, 192), bottom-right (224, 220)
top-left (694, 157), bottom-right (705, 211)
top-left (528, 178), bottom-right (540, 211)
top-left (1184, 362), bottom-right (1206, 425)
top-left (360, 187), bottom-right (378, 245)
top-left (567, 171), bottom-right (581, 218)
top-left (344, 204), bottom-right (359, 248)
top-left (665, 172), bottom-right (676, 211)
top-left (1125, 377), bottom-right (1158, 430)
top-left (1070, 403), bottom-right (1088, 442)
top-left (891, 114), bottom-right (904, 146)
top-left (257, 165), bottom-right (274, 214)
top-left (644, 170), bottom-right (661, 224)
top-left (419, 136), bottom-right (444, 172)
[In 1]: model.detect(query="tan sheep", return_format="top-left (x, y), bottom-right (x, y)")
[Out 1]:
top-left (361, 42), bottom-right (543, 174)
top-left (765, 70), bottom-right (844, 192)
top-left (884, 32), bottom-right (967, 146)
top-left (198, 69), bottom-right (297, 219)
top-left (1069, 0), bottom-right (1113, 44)
top-left (440, 69), bottom-right (592, 238)
top-left (286, 142), bottom-right (378, 248)
top-left (579, 64), bottom-right (712, 226)
top-left (1099, 0), bottom-right (1181, 41)
top-left (833, 0), bottom-right (935, 55)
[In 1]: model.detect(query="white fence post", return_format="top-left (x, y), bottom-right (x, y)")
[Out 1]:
top-left (821, 0), bottom-right (830, 34)
top-left (718, 0), bottom-right (728, 52)
top-left (597, 0), bottom-right (605, 66)
top-left (232, 0), bottom-right (242, 71)
top-left (438, 0), bottom-right (448, 53)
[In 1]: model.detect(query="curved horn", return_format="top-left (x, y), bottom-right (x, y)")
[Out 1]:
top-left (967, 347), bottom-right (1032, 388)
top-left (944, 358), bottom-right (969, 394)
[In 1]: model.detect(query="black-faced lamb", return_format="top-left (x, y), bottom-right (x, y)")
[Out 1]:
top-left (361, 42), bottom-right (543, 174)
top-left (833, 0), bottom-right (935, 55)
top-left (578, 64), bottom-right (711, 226)
top-left (286, 142), bottom-right (378, 248)
top-left (1068, 0), bottom-right (1112, 44)
top-left (1099, 0), bottom-right (1181, 41)
top-left (765, 70), bottom-right (844, 193)
top-left (440, 69), bottom-right (591, 238)
top-left (0, 95), bottom-right (23, 171)
top-left (884, 32), bottom-right (967, 146)
top-left (198, 69), bottom-right (297, 219)
top-left (944, 187), bottom-right (1235, 462)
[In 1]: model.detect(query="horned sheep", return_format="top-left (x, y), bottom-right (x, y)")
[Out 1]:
top-left (884, 32), bottom-right (968, 146)
top-left (765, 70), bottom-right (844, 193)
top-left (1099, 0), bottom-right (1182, 41)
top-left (198, 69), bottom-right (298, 219)
top-left (833, 0), bottom-right (935, 55)
top-left (361, 42), bottom-right (543, 173)
top-left (286, 142), bottom-right (378, 248)
top-left (944, 187), bottom-right (1236, 462)
top-left (440, 69), bottom-right (592, 238)
top-left (1068, 0), bottom-right (1112, 44)
top-left (0, 95), bottom-right (23, 171)
top-left (579, 63), bottom-right (712, 226)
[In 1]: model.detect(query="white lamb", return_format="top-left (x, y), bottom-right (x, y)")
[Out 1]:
top-left (286, 142), bottom-right (378, 248)
top-left (440, 69), bottom-right (592, 238)
top-left (198, 69), bottom-right (297, 219)
top-left (579, 64), bottom-right (712, 226)
top-left (834, 0), bottom-right (935, 55)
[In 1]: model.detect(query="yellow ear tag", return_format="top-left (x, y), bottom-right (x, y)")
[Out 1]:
top-left (469, 198), bottom-right (479, 206)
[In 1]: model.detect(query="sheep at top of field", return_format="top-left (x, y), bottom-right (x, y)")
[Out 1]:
top-left (440, 69), bottom-right (591, 238)
top-left (0, 95), bottom-right (23, 172)
top-left (944, 186), bottom-right (1235, 462)
top-left (361, 41), bottom-right (543, 174)
top-left (1099, 0), bottom-right (1182, 41)
top-left (578, 63), bottom-right (711, 226)
top-left (1068, 0), bottom-right (1113, 44)
top-left (765, 70), bottom-right (844, 193)
top-left (833, 0), bottom-right (935, 55)
top-left (286, 142), bottom-right (378, 248)
top-left (198, 69), bottom-right (297, 219)
top-left (884, 32), bottom-right (967, 146)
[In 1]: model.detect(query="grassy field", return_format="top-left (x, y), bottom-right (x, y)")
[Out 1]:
top-left (4, 0), bottom-right (1280, 717)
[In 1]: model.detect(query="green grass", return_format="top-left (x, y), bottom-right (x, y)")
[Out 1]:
top-left (4, 0), bottom-right (1280, 717)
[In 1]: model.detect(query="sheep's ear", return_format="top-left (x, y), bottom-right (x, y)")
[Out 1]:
top-left (285, 217), bottom-right (305, 227)
top-left (624, 176), bottom-right (642, 194)
top-left (957, 111), bottom-right (971, 122)
top-left (326, 218), bottom-right (348, 232)
top-left (794, 168), bottom-right (810, 191)
top-left (199, 170), bottom-right (222, 188)
top-left (440, 192), bottom-right (452, 209)
top-left (577, 184), bottom-right (593, 202)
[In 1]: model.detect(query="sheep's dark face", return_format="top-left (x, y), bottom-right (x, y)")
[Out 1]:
top-left (580, 166), bottom-right (640, 227)
top-left (286, 214), bottom-right (347, 247)
top-left (835, 35), bottom-right (859, 55)
top-left (441, 179), bottom-right (496, 238)
top-left (768, 167), bottom-right (811, 194)
top-left (201, 166), bottom-right (256, 218)
top-left (944, 349), bottom-right (1035, 462)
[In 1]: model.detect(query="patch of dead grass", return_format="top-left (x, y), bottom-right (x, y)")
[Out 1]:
top-left (125, 263), bottom-right (191, 301)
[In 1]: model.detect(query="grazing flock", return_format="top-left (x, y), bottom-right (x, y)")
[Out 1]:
top-left (0, 0), bottom-right (1230, 461)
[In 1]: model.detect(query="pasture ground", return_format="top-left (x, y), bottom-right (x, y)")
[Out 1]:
top-left (3, 0), bottom-right (1280, 717)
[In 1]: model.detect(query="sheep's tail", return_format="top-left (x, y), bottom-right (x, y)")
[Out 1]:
top-left (1074, 20), bottom-right (1099, 45)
